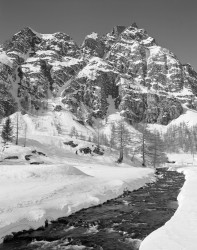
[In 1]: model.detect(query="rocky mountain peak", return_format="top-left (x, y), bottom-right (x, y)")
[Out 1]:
top-left (39, 32), bottom-right (80, 58)
top-left (110, 25), bottom-right (126, 37)
top-left (14, 27), bottom-right (40, 37)
top-left (119, 24), bottom-right (156, 47)
top-left (131, 22), bottom-right (138, 28)
top-left (0, 24), bottom-right (197, 126)
top-left (3, 27), bottom-right (41, 50)
top-left (81, 32), bottom-right (105, 58)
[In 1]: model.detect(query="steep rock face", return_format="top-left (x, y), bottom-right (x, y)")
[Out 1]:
top-left (81, 32), bottom-right (106, 58)
top-left (37, 32), bottom-right (80, 58)
top-left (118, 77), bottom-right (183, 124)
top-left (0, 28), bottom-right (82, 116)
top-left (102, 25), bottom-right (126, 54)
top-left (2, 27), bottom-right (42, 66)
top-left (62, 57), bottom-right (118, 123)
top-left (0, 24), bottom-right (197, 125)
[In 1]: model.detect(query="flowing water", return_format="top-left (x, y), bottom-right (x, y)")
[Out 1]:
top-left (0, 168), bottom-right (185, 250)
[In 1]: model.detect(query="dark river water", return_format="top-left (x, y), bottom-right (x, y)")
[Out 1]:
top-left (0, 168), bottom-right (185, 250)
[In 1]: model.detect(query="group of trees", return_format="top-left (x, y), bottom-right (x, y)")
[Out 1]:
top-left (1, 117), bottom-right (13, 142)
top-left (113, 121), bottom-right (167, 167)
top-left (6, 113), bottom-right (196, 168)
top-left (163, 122), bottom-right (197, 156)
top-left (1, 117), bottom-right (13, 153)
top-left (1, 113), bottom-right (27, 150)
top-left (6, 113), bottom-right (195, 168)
top-left (69, 118), bottom-right (167, 168)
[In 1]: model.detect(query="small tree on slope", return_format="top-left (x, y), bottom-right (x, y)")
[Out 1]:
top-left (137, 123), bottom-right (167, 167)
top-left (114, 119), bottom-right (131, 163)
top-left (109, 123), bottom-right (116, 151)
top-left (146, 130), bottom-right (167, 168)
top-left (1, 117), bottom-right (13, 144)
top-left (70, 126), bottom-right (77, 138)
top-left (136, 122), bottom-right (150, 167)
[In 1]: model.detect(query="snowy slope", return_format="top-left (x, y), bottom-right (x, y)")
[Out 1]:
top-left (0, 146), bottom-right (154, 242)
top-left (4, 110), bottom-right (93, 138)
top-left (168, 108), bottom-right (197, 127)
top-left (0, 109), bottom-right (154, 242)
top-left (148, 107), bottom-right (197, 134)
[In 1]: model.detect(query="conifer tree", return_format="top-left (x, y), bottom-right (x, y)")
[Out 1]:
top-left (15, 112), bottom-right (19, 145)
top-left (129, 137), bottom-right (141, 161)
top-left (109, 123), bottom-right (116, 150)
top-left (79, 132), bottom-right (85, 140)
top-left (163, 122), bottom-right (197, 154)
top-left (1, 117), bottom-right (13, 143)
top-left (24, 123), bottom-right (27, 147)
top-left (146, 130), bottom-right (167, 168)
top-left (114, 118), bottom-right (131, 163)
top-left (137, 123), bottom-right (167, 167)
top-left (100, 133), bottom-right (109, 146)
top-left (94, 119), bottom-right (102, 149)
top-left (136, 122), bottom-right (150, 166)
top-left (141, 123), bottom-right (147, 166)
top-left (70, 126), bottom-right (77, 138)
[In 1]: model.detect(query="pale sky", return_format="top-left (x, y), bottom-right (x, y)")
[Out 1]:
top-left (0, 0), bottom-right (197, 70)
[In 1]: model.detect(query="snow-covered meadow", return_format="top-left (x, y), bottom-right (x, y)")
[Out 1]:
top-left (0, 160), bottom-right (154, 240)
top-left (0, 111), bottom-right (154, 242)
top-left (1, 105), bottom-right (197, 247)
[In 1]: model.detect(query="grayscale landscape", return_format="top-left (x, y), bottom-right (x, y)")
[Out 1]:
top-left (0, 0), bottom-right (196, 249)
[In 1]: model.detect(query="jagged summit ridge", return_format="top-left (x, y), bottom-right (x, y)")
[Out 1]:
top-left (0, 23), bottom-right (197, 125)
top-left (110, 25), bottom-right (126, 36)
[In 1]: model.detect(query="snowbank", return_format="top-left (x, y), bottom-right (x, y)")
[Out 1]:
top-left (140, 167), bottom-right (197, 250)
top-left (0, 152), bottom-right (154, 242)
top-left (0, 107), bottom-right (155, 241)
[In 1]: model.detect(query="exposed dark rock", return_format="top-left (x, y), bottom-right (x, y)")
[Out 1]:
top-left (81, 32), bottom-right (106, 58)
top-left (64, 141), bottom-right (78, 148)
top-left (110, 26), bottom-right (126, 37)
top-left (93, 146), bottom-right (104, 155)
top-left (54, 105), bottom-right (62, 111)
top-left (25, 155), bottom-right (32, 161)
top-left (30, 161), bottom-right (44, 165)
top-left (167, 160), bottom-right (176, 164)
top-left (31, 150), bottom-right (46, 156)
top-left (4, 156), bottom-right (18, 160)
top-left (79, 147), bottom-right (92, 154)
top-left (2, 235), bottom-right (14, 243)
top-left (37, 151), bottom-right (46, 156)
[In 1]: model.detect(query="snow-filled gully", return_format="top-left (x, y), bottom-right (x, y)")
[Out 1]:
top-left (0, 168), bottom-right (185, 250)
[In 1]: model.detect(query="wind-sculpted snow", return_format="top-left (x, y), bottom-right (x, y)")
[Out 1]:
top-left (0, 24), bottom-right (197, 124)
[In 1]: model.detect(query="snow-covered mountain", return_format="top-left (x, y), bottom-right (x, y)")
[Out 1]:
top-left (1, 24), bottom-right (197, 126)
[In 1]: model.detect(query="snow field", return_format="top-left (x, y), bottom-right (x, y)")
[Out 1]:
top-left (0, 110), bottom-right (154, 242)
top-left (0, 158), bottom-right (154, 242)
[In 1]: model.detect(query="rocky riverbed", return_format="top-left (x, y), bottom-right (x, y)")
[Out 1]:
top-left (0, 168), bottom-right (185, 250)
